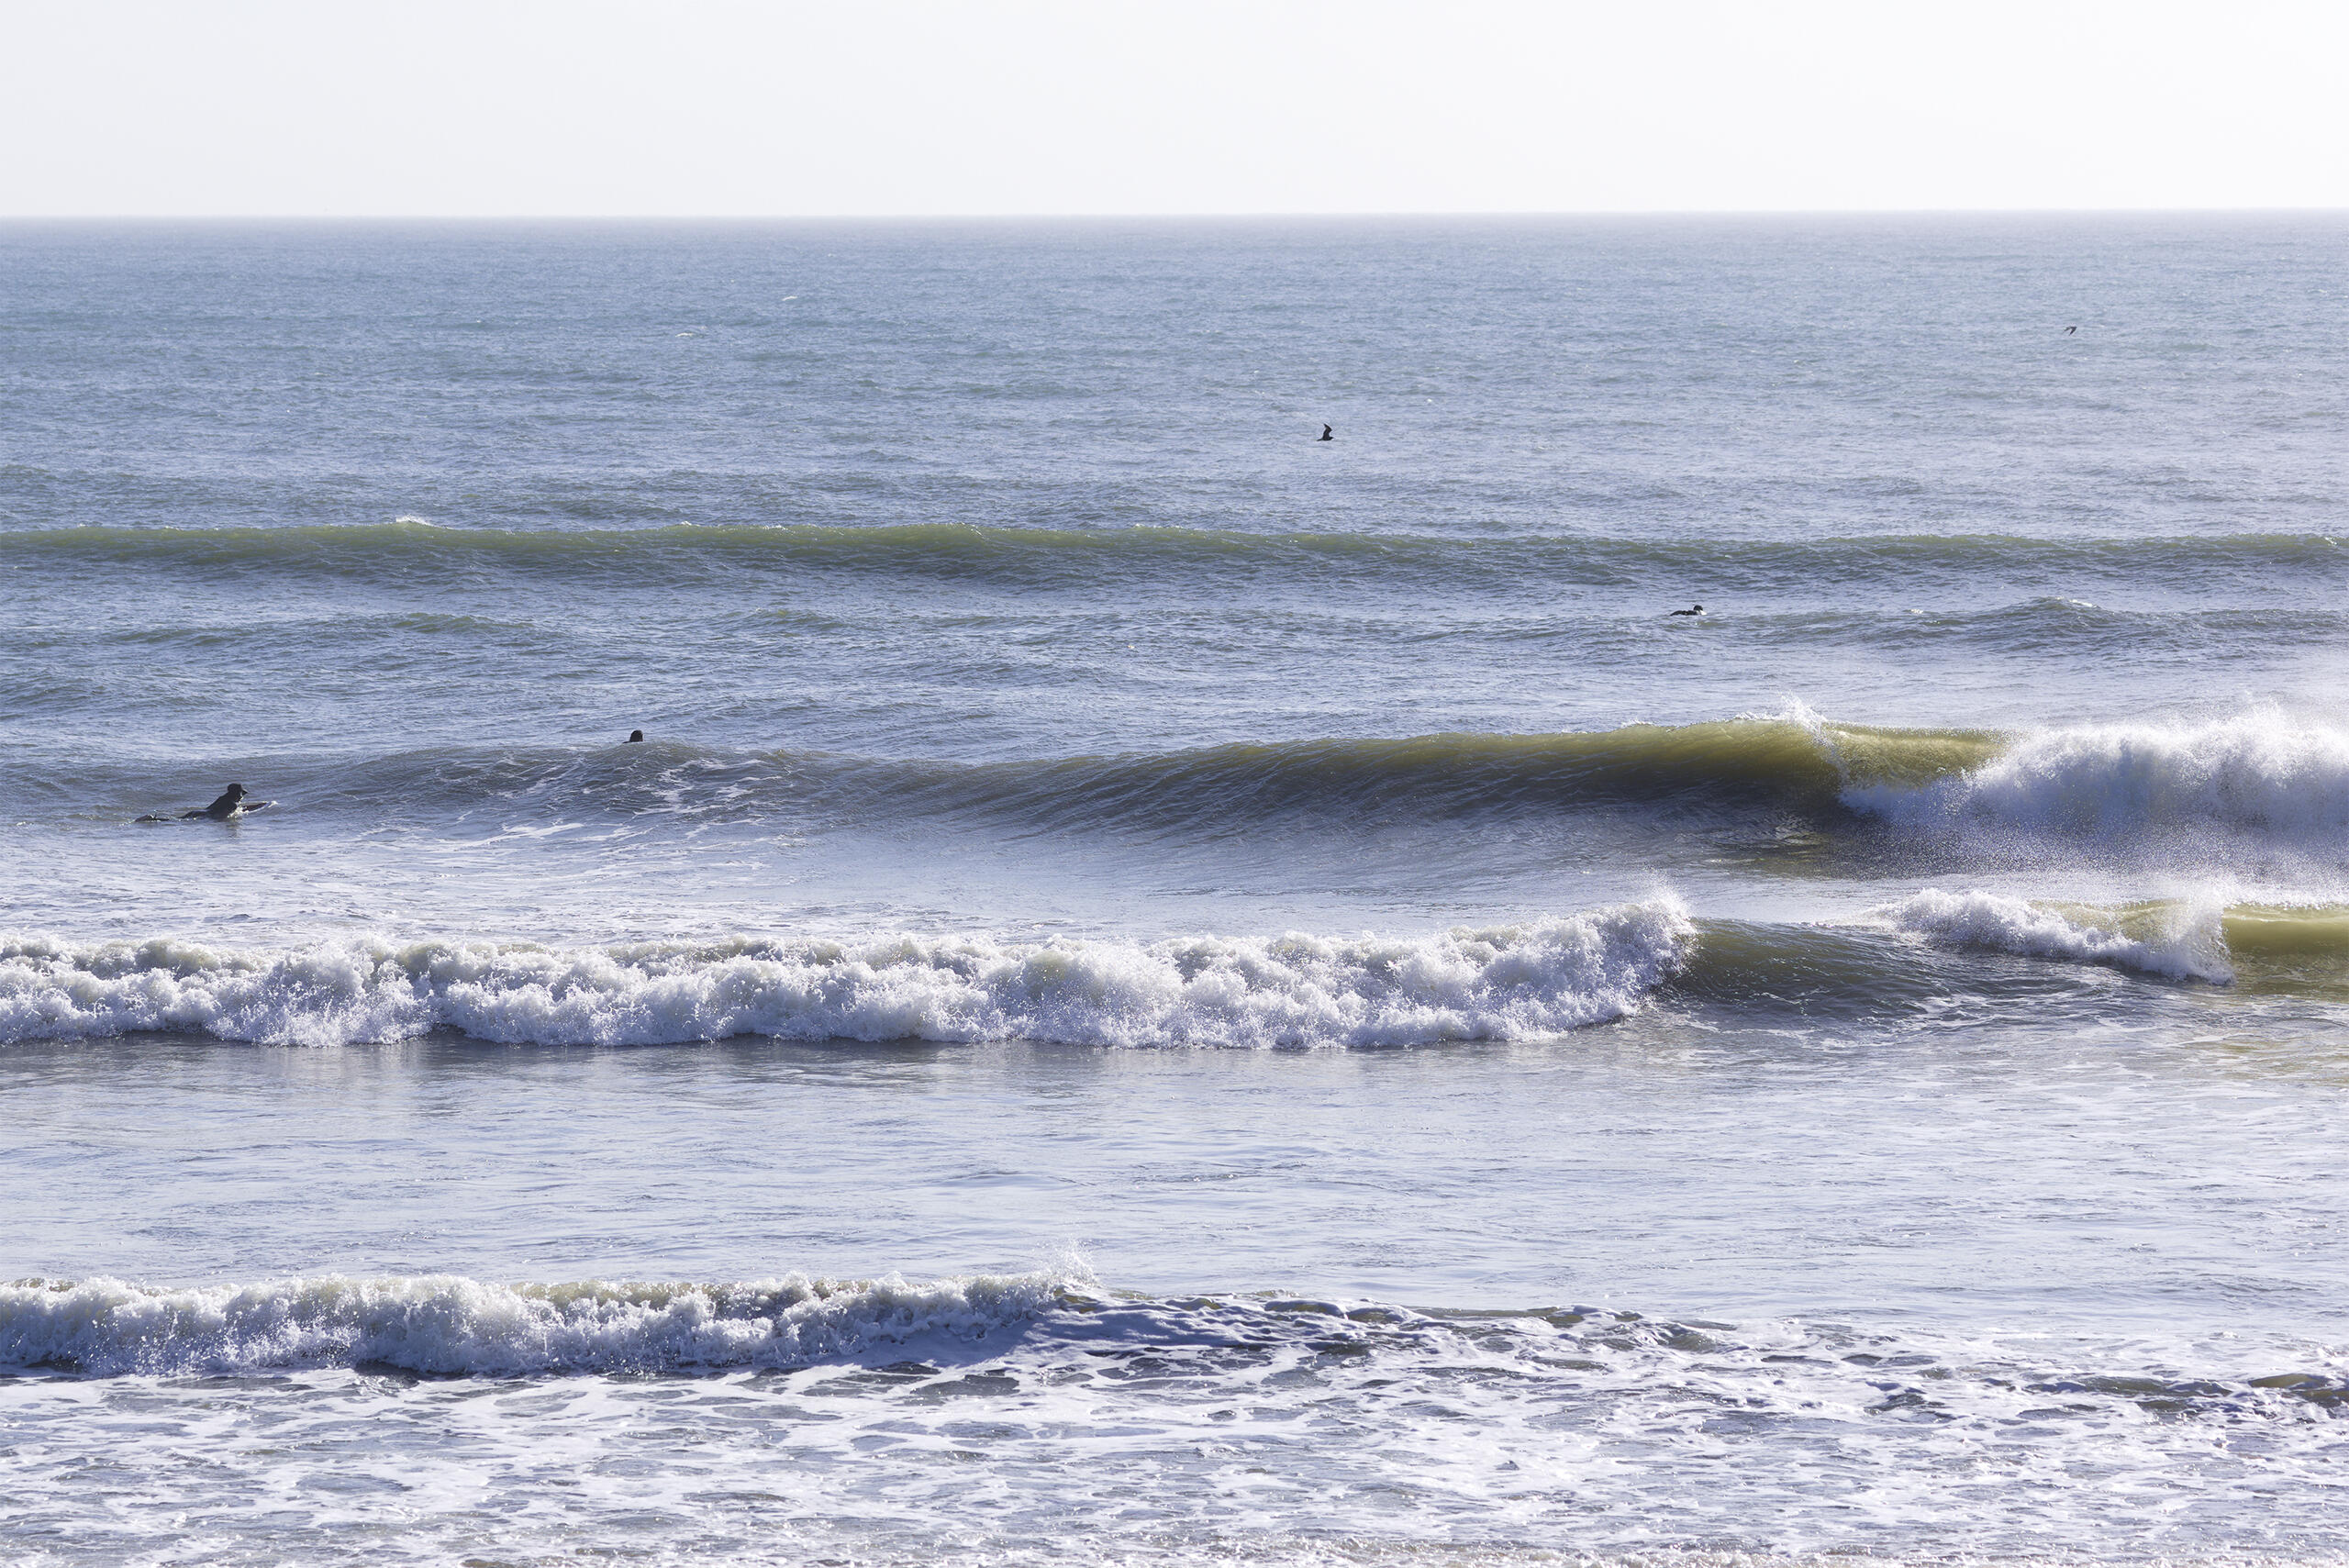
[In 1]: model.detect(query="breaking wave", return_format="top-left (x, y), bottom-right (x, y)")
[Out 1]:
top-left (0, 1269), bottom-right (1063, 1376)
top-left (0, 902), bottom-right (1694, 1049)
top-left (10, 1269), bottom-right (2346, 1432)
top-left (1876, 888), bottom-right (2234, 983)
top-left (1873, 888), bottom-right (2349, 993)
top-left (1842, 712), bottom-right (2349, 846)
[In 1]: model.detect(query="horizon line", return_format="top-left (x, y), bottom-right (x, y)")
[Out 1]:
top-left (4, 205), bottom-right (2347, 224)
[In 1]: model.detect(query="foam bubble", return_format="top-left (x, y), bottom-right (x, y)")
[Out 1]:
top-left (0, 900), bottom-right (1692, 1049)
top-left (1876, 887), bottom-right (2232, 983)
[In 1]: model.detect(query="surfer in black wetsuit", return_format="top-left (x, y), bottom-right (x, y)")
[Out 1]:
top-left (1668, 604), bottom-right (1704, 617)
top-left (628, 729), bottom-right (644, 743)
top-left (1319, 425), bottom-right (1334, 441)
top-left (139, 784), bottom-right (268, 822)
top-left (194, 784), bottom-right (251, 818)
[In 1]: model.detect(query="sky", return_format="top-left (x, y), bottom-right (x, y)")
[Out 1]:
top-left (2, 0), bottom-right (2344, 216)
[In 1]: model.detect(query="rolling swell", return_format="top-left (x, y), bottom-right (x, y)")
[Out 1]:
top-left (50, 714), bottom-right (2349, 862)
top-left (74, 717), bottom-right (1995, 835)
top-left (5, 520), bottom-right (2345, 596)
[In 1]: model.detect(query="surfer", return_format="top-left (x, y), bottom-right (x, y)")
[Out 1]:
top-left (1319, 425), bottom-right (1334, 441)
top-left (628, 729), bottom-right (644, 743)
top-left (1668, 604), bottom-right (1704, 617)
top-left (139, 784), bottom-right (270, 823)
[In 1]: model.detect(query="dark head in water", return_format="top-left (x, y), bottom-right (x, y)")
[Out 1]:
top-left (1669, 605), bottom-right (1704, 617)
top-left (628, 729), bottom-right (645, 743)
top-left (1319, 425), bottom-right (1334, 441)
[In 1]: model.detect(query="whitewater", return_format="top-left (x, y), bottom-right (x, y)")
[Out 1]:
top-left (5, 216), bottom-right (2349, 1565)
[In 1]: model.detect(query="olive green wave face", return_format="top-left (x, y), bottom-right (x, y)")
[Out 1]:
top-left (1537, 719), bottom-right (2003, 805)
top-left (2219, 906), bottom-right (2349, 1000)
top-left (862, 718), bottom-right (2007, 828)
top-left (1796, 721), bottom-right (2006, 791)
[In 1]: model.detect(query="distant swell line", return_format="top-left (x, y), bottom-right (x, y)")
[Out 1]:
top-left (5, 520), bottom-right (2345, 591)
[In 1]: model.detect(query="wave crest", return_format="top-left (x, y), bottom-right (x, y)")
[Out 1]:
top-left (0, 902), bottom-right (1693, 1049)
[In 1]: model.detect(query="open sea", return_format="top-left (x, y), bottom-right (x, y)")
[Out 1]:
top-left (3, 216), bottom-right (2347, 1565)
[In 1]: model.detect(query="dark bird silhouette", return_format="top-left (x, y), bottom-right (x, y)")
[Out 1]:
top-left (1668, 604), bottom-right (1704, 617)
top-left (2065, 326), bottom-right (2077, 335)
top-left (1318, 425), bottom-right (1334, 441)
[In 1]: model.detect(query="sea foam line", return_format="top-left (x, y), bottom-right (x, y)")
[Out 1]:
top-left (0, 900), bottom-right (1693, 1049)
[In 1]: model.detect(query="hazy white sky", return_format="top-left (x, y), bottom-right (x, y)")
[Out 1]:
top-left (4, 0), bottom-right (2344, 216)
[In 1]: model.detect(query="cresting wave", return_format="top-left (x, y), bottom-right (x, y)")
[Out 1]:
top-left (0, 903), bottom-right (1694, 1049)
top-left (5, 519), bottom-right (2345, 595)
top-left (0, 1270), bottom-right (1062, 1377)
top-left (63, 716), bottom-right (1996, 831)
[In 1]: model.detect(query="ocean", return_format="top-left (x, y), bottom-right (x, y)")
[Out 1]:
top-left (2, 215), bottom-right (2346, 1564)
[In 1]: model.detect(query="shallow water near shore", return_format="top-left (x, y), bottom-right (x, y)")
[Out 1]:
top-left (4, 215), bottom-right (2348, 1562)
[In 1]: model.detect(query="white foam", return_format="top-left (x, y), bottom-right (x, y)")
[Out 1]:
top-left (0, 1270), bottom-right (1061, 1376)
top-left (0, 900), bottom-right (1692, 1048)
top-left (1876, 887), bottom-right (2232, 983)
top-left (1844, 712), bottom-right (2349, 843)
